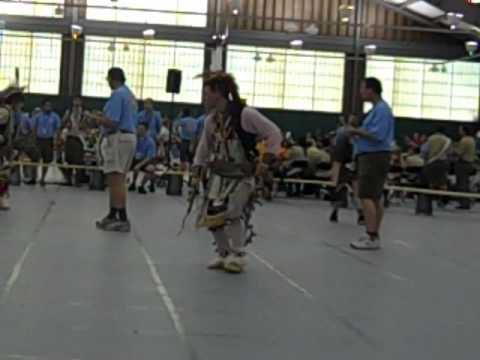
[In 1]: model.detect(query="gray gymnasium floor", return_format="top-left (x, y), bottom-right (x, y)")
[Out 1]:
top-left (0, 186), bottom-right (479, 360)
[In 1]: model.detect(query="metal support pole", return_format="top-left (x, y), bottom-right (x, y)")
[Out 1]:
top-left (350, 0), bottom-right (364, 115)
top-left (166, 92), bottom-right (175, 166)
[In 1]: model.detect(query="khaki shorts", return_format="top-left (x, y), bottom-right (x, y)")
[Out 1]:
top-left (100, 133), bottom-right (136, 175)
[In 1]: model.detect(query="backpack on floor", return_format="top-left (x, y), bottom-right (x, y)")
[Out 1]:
top-left (415, 193), bottom-right (433, 216)
top-left (166, 173), bottom-right (183, 196)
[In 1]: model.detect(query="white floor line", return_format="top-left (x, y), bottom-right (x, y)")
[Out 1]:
top-left (393, 240), bottom-right (413, 249)
top-left (249, 250), bottom-right (314, 299)
top-left (385, 271), bottom-right (408, 282)
top-left (138, 244), bottom-right (186, 339)
top-left (6, 355), bottom-right (39, 360)
top-left (1, 242), bottom-right (35, 304)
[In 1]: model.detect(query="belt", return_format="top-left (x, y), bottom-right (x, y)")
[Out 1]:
top-left (358, 151), bottom-right (391, 157)
top-left (105, 130), bottom-right (134, 136)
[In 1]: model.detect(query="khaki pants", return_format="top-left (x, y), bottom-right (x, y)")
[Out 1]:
top-left (100, 133), bottom-right (136, 175)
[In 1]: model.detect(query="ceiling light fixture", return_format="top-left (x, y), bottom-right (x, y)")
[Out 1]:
top-left (364, 44), bottom-right (377, 55)
top-left (339, 5), bottom-right (354, 23)
top-left (465, 41), bottom-right (478, 55)
top-left (384, 0), bottom-right (408, 4)
top-left (266, 53), bottom-right (276, 63)
top-left (285, 22), bottom-right (299, 33)
top-left (143, 29), bottom-right (156, 39)
top-left (305, 24), bottom-right (319, 35)
top-left (71, 24), bottom-right (83, 41)
top-left (54, 5), bottom-right (63, 16)
top-left (290, 39), bottom-right (304, 48)
top-left (406, 1), bottom-right (445, 19)
top-left (446, 12), bottom-right (464, 29)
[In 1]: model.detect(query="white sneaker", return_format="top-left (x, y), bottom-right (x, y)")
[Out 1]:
top-left (224, 255), bottom-right (246, 274)
top-left (0, 195), bottom-right (10, 211)
top-left (350, 235), bottom-right (381, 251)
top-left (207, 256), bottom-right (226, 270)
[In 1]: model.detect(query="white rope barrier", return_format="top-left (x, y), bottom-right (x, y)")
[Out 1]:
top-left (9, 161), bottom-right (480, 200)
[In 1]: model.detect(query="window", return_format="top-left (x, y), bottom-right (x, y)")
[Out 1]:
top-left (0, 31), bottom-right (62, 94)
top-left (82, 36), bottom-right (205, 103)
top-left (227, 45), bottom-right (345, 112)
top-left (86, 0), bottom-right (208, 27)
top-left (0, 0), bottom-right (64, 17)
top-left (366, 56), bottom-right (480, 121)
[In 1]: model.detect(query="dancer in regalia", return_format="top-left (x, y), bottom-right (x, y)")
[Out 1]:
top-left (191, 72), bottom-right (282, 273)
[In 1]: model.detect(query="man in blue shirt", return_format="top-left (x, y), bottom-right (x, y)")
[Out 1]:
top-left (91, 67), bottom-right (137, 233)
top-left (190, 112), bottom-right (207, 159)
top-left (177, 108), bottom-right (198, 171)
top-left (33, 99), bottom-right (61, 186)
top-left (12, 100), bottom-right (40, 185)
top-left (128, 123), bottom-right (157, 195)
top-left (137, 98), bottom-right (162, 140)
top-left (346, 78), bottom-right (394, 250)
top-left (195, 113), bottom-right (206, 139)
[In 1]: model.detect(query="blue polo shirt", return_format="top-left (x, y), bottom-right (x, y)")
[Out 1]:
top-left (135, 135), bottom-right (156, 160)
top-left (195, 114), bottom-right (206, 137)
top-left (103, 85), bottom-right (137, 135)
top-left (354, 100), bottom-right (394, 155)
top-left (34, 111), bottom-right (61, 139)
top-left (178, 116), bottom-right (198, 141)
top-left (137, 110), bottom-right (162, 139)
top-left (15, 112), bottom-right (33, 137)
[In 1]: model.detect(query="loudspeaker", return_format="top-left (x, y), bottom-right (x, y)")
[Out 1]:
top-left (166, 69), bottom-right (182, 94)
top-left (415, 194), bottom-right (433, 216)
top-left (166, 174), bottom-right (183, 196)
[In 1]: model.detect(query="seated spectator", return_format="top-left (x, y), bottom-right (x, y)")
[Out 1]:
top-left (454, 125), bottom-right (476, 210)
top-left (402, 147), bottom-right (425, 168)
top-left (306, 140), bottom-right (331, 167)
top-left (405, 132), bottom-right (426, 151)
top-left (12, 99), bottom-right (40, 185)
top-left (62, 96), bottom-right (91, 186)
top-left (476, 129), bottom-right (480, 154)
top-left (421, 127), bottom-right (452, 191)
top-left (285, 140), bottom-right (306, 162)
top-left (278, 140), bottom-right (289, 161)
top-left (176, 108), bottom-right (198, 171)
top-left (389, 147), bottom-right (403, 180)
top-left (129, 123), bottom-right (157, 194)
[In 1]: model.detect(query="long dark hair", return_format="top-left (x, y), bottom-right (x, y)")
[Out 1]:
top-left (203, 72), bottom-right (258, 160)
top-left (203, 72), bottom-right (245, 120)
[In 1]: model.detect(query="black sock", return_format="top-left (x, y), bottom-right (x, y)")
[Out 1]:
top-left (108, 208), bottom-right (118, 220)
top-left (367, 232), bottom-right (378, 240)
top-left (118, 208), bottom-right (128, 222)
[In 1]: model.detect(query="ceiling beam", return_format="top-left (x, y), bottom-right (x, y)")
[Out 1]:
top-left (228, 29), bottom-right (465, 59)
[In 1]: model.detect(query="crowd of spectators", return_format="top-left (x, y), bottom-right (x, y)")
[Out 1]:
top-left (9, 97), bottom-right (480, 210)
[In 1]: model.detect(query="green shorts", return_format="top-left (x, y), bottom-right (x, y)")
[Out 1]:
top-left (358, 152), bottom-right (391, 200)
